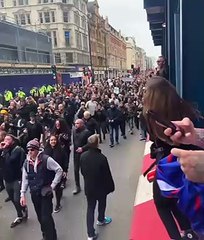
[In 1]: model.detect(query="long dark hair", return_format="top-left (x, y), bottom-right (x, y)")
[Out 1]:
top-left (143, 76), bottom-right (200, 144)
top-left (52, 118), bottom-right (70, 134)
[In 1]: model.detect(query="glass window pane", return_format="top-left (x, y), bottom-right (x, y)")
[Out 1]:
top-left (44, 12), bottom-right (50, 23)
top-left (64, 31), bottom-right (71, 47)
top-left (51, 11), bottom-right (55, 22)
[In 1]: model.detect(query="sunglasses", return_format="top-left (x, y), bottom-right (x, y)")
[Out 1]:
top-left (27, 148), bottom-right (35, 152)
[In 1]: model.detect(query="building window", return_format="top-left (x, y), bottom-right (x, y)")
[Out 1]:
top-left (38, 0), bottom-right (53, 2)
top-left (14, 13), bottom-right (31, 25)
top-left (81, 16), bottom-right (86, 29)
top-left (0, 0), bottom-right (4, 7)
top-left (63, 11), bottom-right (70, 23)
top-left (39, 12), bottom-right (43, 23)
top-left (13, 0), bottom-right (17, 6)
top-left (83, 35), bottom-right (88, 51)
top-left (64, 31), bottom-right (71, 47)
top-left (55, 53), bottom-right (61, 64)
top-left (74, 11), bottom-right (80, 26)
top-left (14, 14), bottom-right (19, 24)
top-left (75, 31), bottom-right (80, 49)
top-left (66, 53), bottom-right (73, 63)
top-left (39, 11), bottom-right (56, 23)
top-left (26, 14), bottom-right (31, 24)
top-left (44, 12), bottom-right (50, 23)
top-left (19, 0), bottom-right (28, 5)
top-left (81, 3), bottom-right (86, 13)
top-left (19, 13), bottom-right (26, 25)
top-left (52, 31), bottom-right (57, 47)
top-left (51, 11), bottom-right (55, 22)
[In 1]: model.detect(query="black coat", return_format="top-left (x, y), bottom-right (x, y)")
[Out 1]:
top-left (44, 144), bottom-right (68, 172)
top-left (83, 117), bottom-right (97, 135)
top-left (80, 148), bottom-right (115, 198)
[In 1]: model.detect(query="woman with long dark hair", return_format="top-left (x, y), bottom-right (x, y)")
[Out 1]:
top-left (44, 134), bottom-right (68, 213)
top-left (143, 76), bottom-right (199, 240)
top-left (52, 118), bottom-right (71, 188)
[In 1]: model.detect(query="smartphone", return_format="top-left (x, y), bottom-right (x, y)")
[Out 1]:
top-left (146, 110), bottom-right (185, 135)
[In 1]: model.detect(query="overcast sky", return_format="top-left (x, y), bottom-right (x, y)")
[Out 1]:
top-left (96, 0), bottom-right (161, 58)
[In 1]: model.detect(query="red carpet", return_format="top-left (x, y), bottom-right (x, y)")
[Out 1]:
top-left (130, 200), bottom-right (169, 240)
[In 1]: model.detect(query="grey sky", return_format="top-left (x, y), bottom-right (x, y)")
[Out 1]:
top-left (96, 0), bottom-right (161, 58)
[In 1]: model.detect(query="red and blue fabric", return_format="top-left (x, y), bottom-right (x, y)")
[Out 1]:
top-left (156, 154), bottom-right (204, 235)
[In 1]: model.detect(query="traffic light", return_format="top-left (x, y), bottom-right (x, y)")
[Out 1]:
top-left (51, 65), bottom-right (57, 79)
top-left (131, 64), bottom-right (134, 69)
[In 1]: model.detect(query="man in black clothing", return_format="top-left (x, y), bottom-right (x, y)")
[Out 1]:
top-left (72, 119), bottom-right (91, 195)
top-left (107, 101), bottom-right (120, 147)
top-left (25, 112), bottom-right (44, 144)
top-left (1, 134), bottom-right (28, 228)
top-left (81, 134), bottom-right (115, 240)
top-left (83, 111), bottom-right (97, 135)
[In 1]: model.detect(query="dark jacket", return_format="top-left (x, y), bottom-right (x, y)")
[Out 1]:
top-left (94, 109), bottom-right (107, 123)
top-left (2, 144), bottom-right (25, 183)
top-left (73, 127), bottom-right (91, 152)
top-left (83, 117), bottom-right (97, 135)
top-left (107, 107), bottom-right (120, 125)
top-left (81, 148), bottom-right (115, 197)
top-left (44, 144), bottom-right (68, 172)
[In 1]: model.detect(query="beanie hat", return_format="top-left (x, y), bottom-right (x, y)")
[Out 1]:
top-left (26, 138), bottom-right (40, 150)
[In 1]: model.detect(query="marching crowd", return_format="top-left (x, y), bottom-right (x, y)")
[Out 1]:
top-left (2, 55), bottom-right (203, 240)
top-left (0, 75), bottom-right (148, 240)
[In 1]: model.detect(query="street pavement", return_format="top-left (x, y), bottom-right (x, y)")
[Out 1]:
top-left (0, 130), bottom-right (145, 240)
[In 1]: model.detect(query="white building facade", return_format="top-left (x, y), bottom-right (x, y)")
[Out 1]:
top-left (0, 0), bottom-right (90, 69)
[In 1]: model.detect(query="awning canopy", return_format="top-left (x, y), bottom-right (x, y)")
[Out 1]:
top-left (144, 0), bottom-right (165, 46)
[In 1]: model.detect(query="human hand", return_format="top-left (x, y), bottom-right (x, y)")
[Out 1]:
top-left (164, 118), bottom-right (196, 145)
top-left (63, 172), bottom-right (67, 178)
top-left (76, 147), bottom-right (83, 153)
top-left (171, 148), bottom-right (204, 183)
top-left (20, 196), bottom-right (27, 207)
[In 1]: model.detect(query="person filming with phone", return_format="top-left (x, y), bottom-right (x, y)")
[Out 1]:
top-left (164, 117), bottom-right (204, 183)
top-left (143, 76), bottom-right (199, 240)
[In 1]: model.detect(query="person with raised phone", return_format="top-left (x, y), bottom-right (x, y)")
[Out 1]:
top-left (164, 117), bottom-right (204, 183)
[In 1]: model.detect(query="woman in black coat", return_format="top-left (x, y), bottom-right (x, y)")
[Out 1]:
top-left (52, 118), bottom-right (71, 186)
top-left (44, 134), bottom-right (68, 213)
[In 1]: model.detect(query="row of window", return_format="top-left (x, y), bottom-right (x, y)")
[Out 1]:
top-left (14, 13), bottom-right (31, 25)
top-left (39, 11), bottom-right (55, 23)
top-left (0, 0), bottom-right (29, 7)
top-left (15, 11), bottom-right (87, 27)
top-left (74, 11), bottom-right (87, 29)
top-left (47, 30), bottom-right (88, 51)
top-left (0, 0), bottom-right (86, 12)
top-left (75, 31), bottom-right (88, 51)
top-left (54, 52), bottom-right (89, 64)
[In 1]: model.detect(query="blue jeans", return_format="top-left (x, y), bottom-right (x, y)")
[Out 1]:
top-left (109, 124), bottom-right (119, 145)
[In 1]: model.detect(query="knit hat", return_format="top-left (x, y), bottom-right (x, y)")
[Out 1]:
top-left (26, 138), bottom-right (40, 150)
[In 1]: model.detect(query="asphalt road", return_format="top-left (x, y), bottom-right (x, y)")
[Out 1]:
top-left (0, 130), bottom-right (145, 240)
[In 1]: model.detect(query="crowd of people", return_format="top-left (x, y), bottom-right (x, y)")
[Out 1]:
top-left (0, 74), bottom-right (148, 240)
top-left (2, 55), bottom-right (204, 240)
